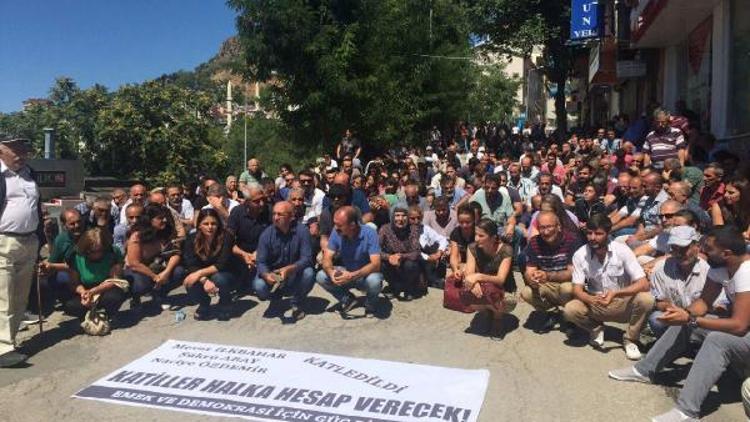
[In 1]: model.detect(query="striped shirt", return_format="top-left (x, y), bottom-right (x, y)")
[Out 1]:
top-left (525, 231), bottom-right (582, 272)
top-left (642, 127), bottom-right (685, 168)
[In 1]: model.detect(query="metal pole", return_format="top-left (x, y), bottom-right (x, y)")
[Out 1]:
top-left (243, 96), bottom-right (248, 167)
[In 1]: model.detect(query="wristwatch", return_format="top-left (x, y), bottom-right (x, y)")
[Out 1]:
top-left (687, 315), bottom-right (699, 329)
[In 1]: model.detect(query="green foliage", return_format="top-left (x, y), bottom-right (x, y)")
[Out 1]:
top-left (468, 64), bottom-right (520, 123)
top-left (223, 116), bottom-right (317, 178)
top-left (468, 0), bottom-right (572, 132)
top-left (0, 77), bottom-right (232, 186)
top-left (228, 0), bottom-right (491, 148)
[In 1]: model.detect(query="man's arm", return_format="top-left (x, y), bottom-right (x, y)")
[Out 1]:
top-left (611, 215), bottom-right (637, 232)
top-left (612, 276), bottom-right (650, 298)
top-left (685, 290), bottom-right (750, 336)
top-left (352, 254), bottom-right (381, 280)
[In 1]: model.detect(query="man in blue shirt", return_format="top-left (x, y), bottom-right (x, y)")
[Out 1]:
top-left (254, 201), bottom-right (315, 322)
top-left (316, 206), bottom-right (383, 318)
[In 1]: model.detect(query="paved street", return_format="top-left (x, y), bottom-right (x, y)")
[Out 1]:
top-left (0, 274), bottom-right (745, 422)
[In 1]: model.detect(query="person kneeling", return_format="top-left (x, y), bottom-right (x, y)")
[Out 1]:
top-left (316, 206), bottom-right (383, 318)
top-left (564, 213), bottom-right (654, 360)
top-left (253, 201), bottom-right (315, 322)
top-left (182, 209), bottom-right (237, 321)
top-left (460, 219), bottom-right (516, 339)
top-left (62, 228), bottom-right (128, 334)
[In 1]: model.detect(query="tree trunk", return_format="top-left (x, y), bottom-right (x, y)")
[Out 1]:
top-left (554, 69), bottom-right (568, 136)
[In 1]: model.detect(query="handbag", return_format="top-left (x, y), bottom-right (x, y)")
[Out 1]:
top-left (79, 279), bottom-right (128, 336)
top-left (81, 307), bottom-right (110, 336)
top-left (443, 274), bottom-right (473, 313)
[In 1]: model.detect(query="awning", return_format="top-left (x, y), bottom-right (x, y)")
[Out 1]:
top-left (632, 0), bottom-right (720, 47)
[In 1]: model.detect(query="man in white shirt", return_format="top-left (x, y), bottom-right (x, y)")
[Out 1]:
top-left (609, 226), bottom-right (750, 422)
top-left (118, 183), bottom-right (147, 225)
top-left (298, 170), bottom-right (324, 224)
top-left (648, 226), bottom-right (708, 337)
top-left (166, 185), bottom-right (195, 229)
top-left (564, 213), bottom-right (654, 360)
top-left (0, 136), bottom-right (41, 367)
top-left (408, 205), bottom-right (449, 290)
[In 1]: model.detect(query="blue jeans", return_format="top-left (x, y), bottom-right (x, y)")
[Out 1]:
top-left (315, 270), bottom-right (383, 311)
top-left (252, 267), bottom-right (315, 306)
top-left (125, 266), bottom-right (186, 301)
top-left (648, 310), bottom-right (669, 338)
top-left (187, 271), bottom-right (236, 312)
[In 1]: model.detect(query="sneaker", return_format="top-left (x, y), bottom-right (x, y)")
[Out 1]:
top-left (339, 296), bottom-right (357, 319)
top-left (22, 311), bottom-right (42, 325)
top-left (651, 408), bottom-right (699, 422)
top-left (624, 340), bottom-right (643, 360)
top-left (291, 305), bottom-right (306, 322)
top-left (608, 366), bottom-right (651, 383)
top-left (17, 320), bottom-right (29, 332)
top-left (364, 307), bottom-right (376, 318)
top-left (589, 326), bottom-right (605, 348)
top-left (533, 312), bottom-right (558, 334)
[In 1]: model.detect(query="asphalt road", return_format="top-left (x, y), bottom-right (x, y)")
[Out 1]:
top-left (0, 273), bottom-right (745, 422)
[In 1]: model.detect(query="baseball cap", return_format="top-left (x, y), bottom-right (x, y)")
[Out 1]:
top-left (667, 226), bottom-right (701, 247)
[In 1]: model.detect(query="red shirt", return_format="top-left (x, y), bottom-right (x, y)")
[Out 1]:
top-left (700, 182), bottom-right (725, 210)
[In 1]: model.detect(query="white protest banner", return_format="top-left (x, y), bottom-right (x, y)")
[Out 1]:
top-left (74, 340), bottom-right (489, 422)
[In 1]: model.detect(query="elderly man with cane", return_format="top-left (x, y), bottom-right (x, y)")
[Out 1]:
top-left (0, 135), bottom-right (44, 367)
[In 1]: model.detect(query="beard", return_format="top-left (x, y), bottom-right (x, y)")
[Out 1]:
top-left (706, 255), bottom-right (727, 268)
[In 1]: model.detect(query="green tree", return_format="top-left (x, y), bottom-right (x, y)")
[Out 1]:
top-left (229, 0), bottom-right (479, 149)
top-left (467, 63), bottom-right (520, 123)
top-left (95, 81), bottom-right (230, 185)
top-left (468, 0), bottom-right (572, 134)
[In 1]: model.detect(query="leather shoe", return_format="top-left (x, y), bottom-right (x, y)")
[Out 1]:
top-left (0, 351), bottom-right (28, 368)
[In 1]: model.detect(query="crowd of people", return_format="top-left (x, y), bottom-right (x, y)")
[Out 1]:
top-left (1, 107), bottom-right (749, 421)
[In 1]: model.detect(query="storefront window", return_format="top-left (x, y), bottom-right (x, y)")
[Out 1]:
top-left (729, 0), bottom-right (750, 135)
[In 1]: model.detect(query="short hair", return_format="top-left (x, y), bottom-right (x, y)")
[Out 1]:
top-left (433, 196), bottom-right (450, 209)
top-left (537, 172), bottom-right (553, 182)
top-left (93, 196), bottom-right (111, 209)
top-left (670, 181), bottom-right (691, 197)
top-left (61, 207), bottom-right (80, 224)
top-left (76, 227), bottom-right (113, 257)
top-left (586, 212), bottom-right (612, 232)
top-left (705, 225), bottom-right (746, 255)
top-left (299, 169), bottom-right (315, 179)
top-left (336, 206), bottom-right (358, 225)
top-left (485, 173), bottom-right (501, 184)
top-left (705, 162), bottom-right (724, 178)
top-left (653, 107), bottom-right (671, 119)
top-left (206, 183), bottom-right (227, 197)
top-left (288, 187), bottom-right (304, 198)
top-left (408, 205), bottom-right (424, 217)
top-left (166, 184), bottom-right (183, 193)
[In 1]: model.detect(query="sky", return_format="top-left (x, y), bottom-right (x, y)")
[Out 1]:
top-left (0, 0), bottom-right (238, 113)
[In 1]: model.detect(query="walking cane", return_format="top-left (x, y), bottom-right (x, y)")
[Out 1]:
top-left (35, 245), bottom-right (51, 335)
